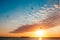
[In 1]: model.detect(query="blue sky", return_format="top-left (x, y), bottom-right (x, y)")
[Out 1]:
top-left (0, 0), bottom-right (59, 33)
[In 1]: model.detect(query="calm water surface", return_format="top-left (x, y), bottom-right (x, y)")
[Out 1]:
top-left (0, 37), bottom-right (60, 40)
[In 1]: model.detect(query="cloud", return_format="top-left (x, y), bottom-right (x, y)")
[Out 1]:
top-left (41, 10), bottom-right (60, 27)
top-left (10, 24), bottom-right (40, 33)
top-left (10, 4), bottom-right (60, 33)
top-left (53, 5), bottom-right (59, 8)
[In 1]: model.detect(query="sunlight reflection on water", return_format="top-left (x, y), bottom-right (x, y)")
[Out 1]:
top-left (39, 37), bottom-right (42, 40)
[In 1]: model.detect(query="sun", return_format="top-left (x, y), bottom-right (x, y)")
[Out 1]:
top-left (35, 30), bottom-right (44, 37)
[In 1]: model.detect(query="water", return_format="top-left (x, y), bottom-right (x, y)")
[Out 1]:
top-left (39, 37), bottom-right (60, 40)
top-left (0, 37), bottom-right (60, 40)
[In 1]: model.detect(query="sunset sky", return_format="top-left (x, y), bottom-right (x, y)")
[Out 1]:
top-left (0, 0), bottom-right (60, 37)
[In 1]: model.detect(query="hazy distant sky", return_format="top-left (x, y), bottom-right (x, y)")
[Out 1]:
top-left (0, 0), bottom-right (60, 33)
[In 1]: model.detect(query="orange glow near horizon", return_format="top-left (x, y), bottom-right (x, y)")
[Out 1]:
top-left (0, 26), bottom-right (60, 37)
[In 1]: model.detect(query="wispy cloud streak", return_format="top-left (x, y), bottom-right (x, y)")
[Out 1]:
top-left (10, 4), bottom-right (60, 33)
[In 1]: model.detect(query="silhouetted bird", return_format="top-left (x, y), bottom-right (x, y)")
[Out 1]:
top-left (31, 7), bottom-right (33, 10)
top-left (6, 15), bottom-right (9, 18)
top-left (40, 27), bottom-right (42, 29)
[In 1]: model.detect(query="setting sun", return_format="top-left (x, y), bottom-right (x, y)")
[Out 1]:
top-left (35, 30), bottom-right (44, 37)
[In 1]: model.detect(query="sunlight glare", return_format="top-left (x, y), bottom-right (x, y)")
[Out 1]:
top-left (35, 30), bottom-right (44, 37)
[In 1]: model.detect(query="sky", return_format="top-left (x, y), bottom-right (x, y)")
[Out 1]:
top-left (0, 0), bottom-right (60, 37)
